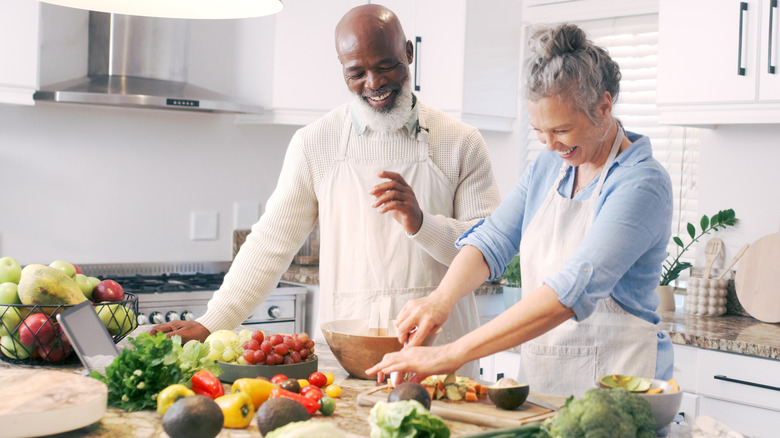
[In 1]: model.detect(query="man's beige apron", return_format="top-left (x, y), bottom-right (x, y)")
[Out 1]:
top-left (318, 110), bottom-right (481, 378)
top-left (518, 127), bottom-right (658, 397)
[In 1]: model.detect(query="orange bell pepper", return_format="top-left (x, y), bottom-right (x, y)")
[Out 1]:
top-left (231, 378), bottom-right (278, 408)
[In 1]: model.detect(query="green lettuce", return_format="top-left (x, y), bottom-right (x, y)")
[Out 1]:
top-left (89, 332), bottom-right (221, 411)
top-left (369, 400), bottom-right (450, 438)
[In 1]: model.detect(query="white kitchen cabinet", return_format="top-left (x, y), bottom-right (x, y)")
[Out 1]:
top-left (671, 344), bottom-right (780, 437)
top-left (0, 0), bottom-right (40, 105)
top-left (237, 0), bottom-right (521, 132)
top-left (384, 0), bottom-right (521, 132)
top-left (657, 0), bottom-right (780, 125)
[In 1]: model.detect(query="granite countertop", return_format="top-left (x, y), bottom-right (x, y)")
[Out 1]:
top-left (281, 264), bottom-right (503, 296)
top-left (657, 311), bottom-right (780, 360)
top-left (0, 343), bottom-right (493, 438)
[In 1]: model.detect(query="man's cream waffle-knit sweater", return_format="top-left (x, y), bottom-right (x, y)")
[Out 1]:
top-left (198, 102), bottom-right (500, 333)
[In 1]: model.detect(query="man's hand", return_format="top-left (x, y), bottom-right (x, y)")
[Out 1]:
top-left (149, 320), bottom-right (211, 343)
top-left (369, 171), bottom-right (423, 235)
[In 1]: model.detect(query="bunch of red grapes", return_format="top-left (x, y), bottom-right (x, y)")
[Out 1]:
top-left (241, 330), bottom-right (315, 365)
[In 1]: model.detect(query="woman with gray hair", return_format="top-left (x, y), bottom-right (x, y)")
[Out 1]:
top-left (368, 23), bottom-right (674, 399)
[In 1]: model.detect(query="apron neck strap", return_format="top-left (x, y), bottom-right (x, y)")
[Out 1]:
top-left (590, 122), bottom-right (624, 199)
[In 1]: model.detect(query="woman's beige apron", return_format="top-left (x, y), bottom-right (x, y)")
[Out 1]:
top-left (518, 127), bottom-right (658, 397)
top-left (318, 111), bottom-right (481, 378)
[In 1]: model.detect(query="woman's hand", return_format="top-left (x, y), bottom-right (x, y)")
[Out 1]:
top-left (365, 344), bottom-right (463, 384)
top-left (395, 292), bottom-right (455, 346)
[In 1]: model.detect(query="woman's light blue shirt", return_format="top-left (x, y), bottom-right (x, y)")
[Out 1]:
top-left (457, 131), bottom-right (674, 379)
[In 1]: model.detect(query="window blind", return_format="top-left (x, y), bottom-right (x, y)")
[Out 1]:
top-left (521, 13), bottom-right (701, 281)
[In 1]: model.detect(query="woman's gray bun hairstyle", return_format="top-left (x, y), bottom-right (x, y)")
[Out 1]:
top-left (523, 23), bottom-right (621, 122)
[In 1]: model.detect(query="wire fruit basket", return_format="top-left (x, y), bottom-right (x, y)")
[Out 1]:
top-left (0, 293), bottom-right (138, 365)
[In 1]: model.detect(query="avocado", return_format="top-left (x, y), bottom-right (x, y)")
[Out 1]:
top-left (255, 396), bottom-right (311, 436)
top-left (162, 395), bottom-right (224, 438)
top-left (487, 378), bottom-right (530, 410)
top-left (387, 382), bottom-right (432, 410)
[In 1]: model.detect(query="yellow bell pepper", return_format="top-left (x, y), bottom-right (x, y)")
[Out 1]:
top-left (230, 378), bottom-right (278, 408)
top-left (214, 392), bottom-right (255, 429)
top-left (156, 384), bottom-right (195, 416)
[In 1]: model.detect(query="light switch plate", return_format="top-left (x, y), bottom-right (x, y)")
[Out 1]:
top-left (190, 211), bottom-right (219, 240)
top-left (233, 201), bottom-right (261, 229)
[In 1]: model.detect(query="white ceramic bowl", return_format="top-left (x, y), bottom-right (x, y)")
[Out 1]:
top-left (636, 379), bottom-right (683, 430)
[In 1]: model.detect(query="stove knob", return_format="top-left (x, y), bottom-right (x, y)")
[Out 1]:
top-left (150, 312), bottom-right (165, 325)
top-left (166, 311), bottom-right (180, 322)
top-left (137, 313), bottom-right (149, 325)
top-left (268, 305), bottom-right (281, 319)
top-left (181, 311), bottom-right (195, 321)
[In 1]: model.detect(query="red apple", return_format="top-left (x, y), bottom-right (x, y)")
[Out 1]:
top-left (92, 279), bottom-right (125, 302)
top-left (37, 338), bottom-right (72, 363)
top-left (73, 264), bottom-right (83, 275)
top-left (18, 313), bottom-right (57, 346)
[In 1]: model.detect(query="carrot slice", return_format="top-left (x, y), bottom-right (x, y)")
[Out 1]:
top-left (646, 387), bottom-right (664, 394)
top-left (465, 392), bottom-right (479, 402)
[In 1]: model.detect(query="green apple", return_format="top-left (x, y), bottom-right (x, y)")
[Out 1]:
top-left (96, 304), bottom-right (137, 336)
top-left (49, 260), bottom-right (77, 278)
top-left (0, 332), bottom-right (34, 360)
top-left (0, 306), bottom-right (23, 337)
top-left (0, 257), bottom-right (22, 284)
top-left (88, 276), bottom-right (101, 289)
top-left (0, 282), bottom-right (20, 304)
top-left (73, 274), bottom-right (95, 300)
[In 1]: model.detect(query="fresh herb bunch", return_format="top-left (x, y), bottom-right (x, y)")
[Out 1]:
top-left (89, 331), bottom-right (221, 411)
top-left (660, 209), bottom-right (738, 286)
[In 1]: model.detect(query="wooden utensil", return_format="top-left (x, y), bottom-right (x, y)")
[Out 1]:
top-left (0, 369), bottom-right (107, 438)
top-left (703, 238), bottom-right (724, 278)
top-left (735, 225), bottom-right (780, 323)
top-left (357, 385), bottom-right (565, 428)
top-left (717, 243), bottom-right (749, 280)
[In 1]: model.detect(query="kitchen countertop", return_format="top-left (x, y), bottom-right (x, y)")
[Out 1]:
top-left (0, 342), bottom-right (497, 437)
top-left (281, 263), bottom-right (503, 296)
top-left (0, 339), bottom-right (695, 437)
top-left (658, 311), bottom-right (780, 360)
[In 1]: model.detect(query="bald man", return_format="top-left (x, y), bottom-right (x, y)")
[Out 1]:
top-left (151, 4), bottom-right (500, 379)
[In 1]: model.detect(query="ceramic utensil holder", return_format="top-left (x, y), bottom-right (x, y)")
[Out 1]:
top-left (685, 276), bottom-right (728, 316)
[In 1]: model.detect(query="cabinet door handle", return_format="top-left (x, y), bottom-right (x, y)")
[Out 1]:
top-left (770, 0), bottom-right (778, 74)
top-left (738, 1), bottom-right (748, 76)
top-left (414, 36), bottom-right (422, 91)
top-left (714, 375), bottom-right (780, 391)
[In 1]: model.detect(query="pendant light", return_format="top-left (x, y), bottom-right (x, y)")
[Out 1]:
top-left (37, 0), bottom-right (284, 19)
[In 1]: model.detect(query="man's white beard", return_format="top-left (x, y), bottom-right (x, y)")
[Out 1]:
top-left (352, 77), bottom-right (414, 134)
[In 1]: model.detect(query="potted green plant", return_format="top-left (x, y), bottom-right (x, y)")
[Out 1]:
top-left (660, 209), bottom-right (738, 286)
top-left (498, 255), bottom-right (522, 310)
top-left (657, 209), bottom-right (738, 312)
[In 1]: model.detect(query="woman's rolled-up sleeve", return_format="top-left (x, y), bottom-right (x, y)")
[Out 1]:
top-left (545, 166), bottom-right (672, 322)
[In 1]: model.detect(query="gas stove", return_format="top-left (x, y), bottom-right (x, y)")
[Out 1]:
top-left (78, 262), bottom-right (308, 334)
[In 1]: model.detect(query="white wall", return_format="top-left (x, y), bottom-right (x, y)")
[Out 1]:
top-left (694, 124), bottom-right (780, 268)
top-left (0, 103), bottom-right (297, 265)
top-left (0, 101), bottom-right (524, 267)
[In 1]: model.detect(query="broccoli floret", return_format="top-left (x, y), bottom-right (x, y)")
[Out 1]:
top-left (542, 388), bottom-right (656, 438)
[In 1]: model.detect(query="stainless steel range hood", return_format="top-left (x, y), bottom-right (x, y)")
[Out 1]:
top-left (33, 12), bottom-right (263, 114)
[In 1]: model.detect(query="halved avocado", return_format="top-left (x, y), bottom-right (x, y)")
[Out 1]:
top-left (388, 382), bottom-right (433, 410)
top-left (487, 377), bottom-right (530, 410)
top-left (599, 374), bottom-right (652, 392)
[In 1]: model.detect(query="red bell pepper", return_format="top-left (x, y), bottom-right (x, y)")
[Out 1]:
top-left (191, 369), bottom-right (225, 399)
top-left (270, 388), bottom-right (320, 415)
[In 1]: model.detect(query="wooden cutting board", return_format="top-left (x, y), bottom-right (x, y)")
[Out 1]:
top-left (356, 385), bottom-right (564, 428)
top-left (0, 368), bottom-right (107, 438)
top-left (735, 224), bottom-right (780, 323)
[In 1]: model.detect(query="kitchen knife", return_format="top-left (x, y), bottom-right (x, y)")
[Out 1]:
top-left (526, 394), bottom-right (561, 412)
